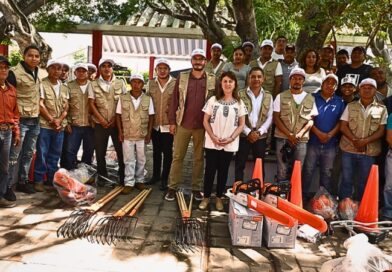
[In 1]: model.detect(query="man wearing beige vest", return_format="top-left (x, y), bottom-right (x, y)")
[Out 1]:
top-left (205, 43), bottom-right (225, 76)
top-left (235, 67), bottom-right (273, 181)
top-left (273, 67), bottom-right (318, 181)
top-left (61, 63), bottom-right (94, 170)
top-left (249, 39), bottom-right (282, 97)
top-left (34, 60), bottom-right (69, 192)
top-left (116, 74), bottom-right (154, 194)
top-left (339, 78), bottom-right (387, 201)
top-left (165, 49), bottom-right (216, 202)
top-left (88, 59), bottom-right (126, 186)
top-left (146, 59), bottom-right (175, 190)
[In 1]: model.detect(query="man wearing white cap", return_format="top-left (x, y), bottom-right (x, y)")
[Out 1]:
top-left (273, 67), bottom-right (318, 181)
top-left (61, 63), bottom-right (94, 170)
top-left (145, 59), bottom-right (176, 190)
top-left (205, 43), bottom-right (225, 75)
top-left (88, 58), bottom-right (126, 186)
top-left (302, 74), bottom-right (345, 200)
top-left (116, 74), bottom-right (154, 194)
top-left (250, 39), bottom-right (282, 97)
top-left (60, 63), bottom-right (70, 84)
top-left (34, 60), bottom-right (69, 192)
top-left (165, 48), bottom-right (216, 201)
top-left (87, 63), bottom-right (97, 81)
top-left (339, 78), bottom-right (387, 201)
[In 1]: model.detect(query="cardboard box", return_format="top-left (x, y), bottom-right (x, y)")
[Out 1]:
top-left (228, 198), bottom-right (263, 247)
top-left (262, 194), bottom-right (297, 248)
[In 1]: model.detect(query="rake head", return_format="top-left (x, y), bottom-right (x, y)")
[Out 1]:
top-left (87, 215), bottom-right (138, 245)
top-left (57, 209), bottom-right (96, 239)
top-left (174, 217), bottom-right (204, 251)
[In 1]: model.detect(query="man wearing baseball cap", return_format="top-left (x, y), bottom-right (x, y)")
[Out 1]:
top-left (61, 63), bottom-right (94, 170)
top-left (88, 58), bottom-right (126, 186)
top-left (302, 74), bottom-right (345, 200)
top-left (86, 63), bottom-right (97, 81)
top-left (145, 58), bottom-right (176, 191)
top-left (273, 67), bottom-right (318, 181)
top-left (205, 43), bottom-right (225, 75)
top-left (340, 76), bottom-right (359, 105)
top-left (116, 74), bottom-right (154, 194)
top-left (250, 39), bottom-right (282, 97)
top-left (336, 46), bottom-right (372, 96)
top-left (280, 44), bottom-right (298, 92)
top-left (34, 60), bottom-right (69, 192)
top-left (319, 44), bottom-right (335, 73)
top-left (0, 56), bottom-right (20, 207)
top-left (339, 78), bottom-right (387, 201)
top-left (272, 35), bottom-right (287, 61)
top-left (165, 48), bottom-right (216, 202)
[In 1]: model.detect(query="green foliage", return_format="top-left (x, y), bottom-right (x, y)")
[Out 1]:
top-left (8, 50), bottom-right (23, 67)
top-left (30, 0), bottom-right (142, 32)
top-left (73, 50), bottom-right (86, 64)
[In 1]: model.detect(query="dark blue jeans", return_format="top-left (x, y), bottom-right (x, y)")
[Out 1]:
top-left (0, 129), bottom-right (12, 197)
top-left (382, 149), bottom-right (392, 219)
top-left (34, 128), bottom-right (64, 183)
top-left (62, 126), bottom-right (94, 170)
top-left (339, 151), bottom-right (375, 201)
top-left (8, 117), bottom-right (40, 185)
top-left (302, 144), bottom-right (337, 197)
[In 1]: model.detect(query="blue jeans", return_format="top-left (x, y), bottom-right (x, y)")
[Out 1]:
top-left (0, 130), bottom-right (12, 197)
top-left (8, 117), bottom-right (40, 185)
top-left (339, 151), bottom-right (375, 201)
top-left (275, 138), bottom-right (307, 181)
top-left (302, 144), bottom-right (337, 197)
top-left (34, 128), bottom-right (64, 183)
top-left (62, 126), bottom-right (94, 170)
top-left (382, 149), bottom-right (392, 219)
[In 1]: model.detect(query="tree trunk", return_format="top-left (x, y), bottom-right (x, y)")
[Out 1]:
top-left (0, 0), bottom-right (51, 66)
top-left (232, 0), bottom-right (258, 46)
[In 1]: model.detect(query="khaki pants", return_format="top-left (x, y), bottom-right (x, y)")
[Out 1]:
top-left (168, 125), bottom-right (205, 191)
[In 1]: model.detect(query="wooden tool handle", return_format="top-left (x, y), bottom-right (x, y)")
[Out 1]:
top-left (113, 189), bottom-right (149, 217)
top-left (88, 186), bottom-right (124, 212)
top-left (129, 189), bottom-right (152, 216)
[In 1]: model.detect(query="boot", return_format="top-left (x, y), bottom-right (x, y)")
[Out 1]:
top-left (159, 179), bottom-right (167, 191)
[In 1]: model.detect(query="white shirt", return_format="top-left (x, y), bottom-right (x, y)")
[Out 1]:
top-left (273, 91), bottom-right (318, 116)
top-left (116, 93), bottom-right (155, 115)
top-left (257, 58), bottom-right (283, 76)
top-left (272, 51), bottom-right (284, 61)
top-left (40, 80), bottom-right (68, 99)
top-left (243, 88), bottom-right (273, 136)
top-left (79, 83), bottom-right (88, 94)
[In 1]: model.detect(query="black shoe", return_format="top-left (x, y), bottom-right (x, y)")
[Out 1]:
top-left (159, 180), bottom-right (167, 191)
top-left (4, 187), bottom-right (16, 202)
top-left (16, 183), bottom-right (36, 194)
top-left (146, 176), bottom-right (160, 185)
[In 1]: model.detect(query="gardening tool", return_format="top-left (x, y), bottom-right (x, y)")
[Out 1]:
top-left (57, 186), bottom-right (124, 239)
top-left (87, 188), bottom-right (152, 245)
top-left (174, 191), bottom-right (204, 251)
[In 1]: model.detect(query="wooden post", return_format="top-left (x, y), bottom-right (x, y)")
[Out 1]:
top-left (149, 56), bottom-right (155, 80)
top-left (0, 45), bottom-right (9, 56)
top-left (92, 30), bottom-right (103, 69)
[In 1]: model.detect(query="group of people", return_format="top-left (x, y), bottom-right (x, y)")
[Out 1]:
top-left (0, 38), bottom-right (391, 221)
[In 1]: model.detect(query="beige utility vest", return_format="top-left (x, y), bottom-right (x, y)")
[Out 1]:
top-left (40, 78), bottom-right (69, 129)
top-left (90, 78), bottom-right (124, 123)
top-left (274, 90), bottom-right (315, 142)
top-left (238, 88), bottom-right (272, 138)
top-left (205, 60), bottom-right (225, 76)
top-left (249, 59), bottom-right (279, 97)
top-left (340, 100), bottom-right (386, 156)
top-left (120, 93), bottom-right (150, 141)
top-left (12, 63), bottom-right (44, 118)
top-left (67, 80), bottom-right (91, 127)
top-left (147, 78), bottom-right (176, 127)
top-left (176, 71), bottom-right (215, 125)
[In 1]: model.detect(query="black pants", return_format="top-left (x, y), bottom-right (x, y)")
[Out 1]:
top-left (94, 124), bottom-right (125, 183)
top-left (151, 129), bottom-right (173, 181)
top-left (203, 148), bottom-right (233, 198)
top-left (235, 137), bottom-right (267, 181)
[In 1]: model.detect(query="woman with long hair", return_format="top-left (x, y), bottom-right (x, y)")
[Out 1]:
top-left (199, 71), bottom-right (247, 211)
top-left (300, 49), bottom-right (326, 93)
top-left (221, 46), bottom-right (251, 89)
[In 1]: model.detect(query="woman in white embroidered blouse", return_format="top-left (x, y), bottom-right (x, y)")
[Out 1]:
top-left (199, 71), bottom-right (247, 211)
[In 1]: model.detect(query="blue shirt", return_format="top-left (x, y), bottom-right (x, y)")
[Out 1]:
top-left (387, 114), bottom-right (392, 130)
top-left (308, 91), bottom-right (345, 147)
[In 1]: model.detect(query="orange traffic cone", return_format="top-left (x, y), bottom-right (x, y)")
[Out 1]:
top-left (355, 165), bottom-right (379, 228)
top-left (289, 160), bottom-right (302, 208)
top-left (252, 158), bottom-right (264, 188)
